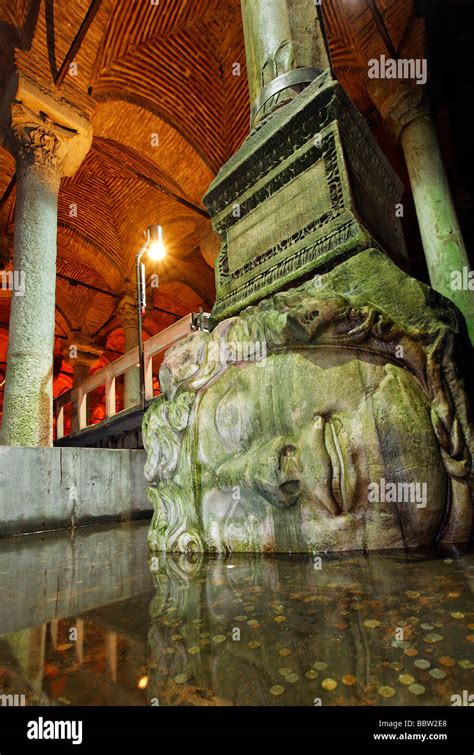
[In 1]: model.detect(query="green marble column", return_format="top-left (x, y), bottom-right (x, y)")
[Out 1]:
top-left (1, 124), bottom-right (61, 446)
top-left (368, 80), bottom-right (474, 343)
top-left (241, 0), bottom-right (294, 105)
top-left (241, 0), bottom-right (329, 126)
top-left (401, 115), bottom-right (474, 342)
top-left (0, 77), bottom-right (92, 446)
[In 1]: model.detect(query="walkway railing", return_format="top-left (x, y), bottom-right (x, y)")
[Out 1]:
top-left (54, 314), bottom-right (192, 440)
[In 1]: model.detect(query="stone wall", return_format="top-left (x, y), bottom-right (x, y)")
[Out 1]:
top-left (0, 446), bottom-right (151, 538)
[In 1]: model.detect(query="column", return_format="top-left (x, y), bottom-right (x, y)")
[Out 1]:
top-left (368, 80), bottom-right (474, 343)
top-left (0, 77), bottom-right (92, 445)
top-left (117, 286), bottom-right (140, 410)
top-left (106, 630), bottom-right (117, 683)
top-left (1, 121), bottom-right (61, 446)
top-left (75, 618), bottom-right (84, 664)
top-left (63, 335), bottom-right (102, 432)
top-left (241, 0), bottom-right (329, 127)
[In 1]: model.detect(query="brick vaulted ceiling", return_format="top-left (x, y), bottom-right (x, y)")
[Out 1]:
top-left (0, 0), bottom-right (250, 398)
top-left (0, 0), bottom-right (467, 403)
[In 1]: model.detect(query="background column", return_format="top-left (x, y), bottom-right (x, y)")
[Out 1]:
top-left (117, 287), bottom-right (141, 410)
top-left (64, 335), bottom-right (103, 433)
top-left (368, 80), bottom-right (474, 343)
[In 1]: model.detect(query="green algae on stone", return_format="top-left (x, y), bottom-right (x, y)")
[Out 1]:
top-left (144, 249), bottom-right (473, 556)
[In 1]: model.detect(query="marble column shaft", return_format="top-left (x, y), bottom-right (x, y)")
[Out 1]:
top-left (240, 0), bottom-right (330, 125)
top-left (118, 291), bottom-right (141, 410)
top-left (401, 115), bottom-right (474, 342)
top-left (368, 80), bottom-right (474, 344)
top-left (1, 124), bottom-right (61, 446)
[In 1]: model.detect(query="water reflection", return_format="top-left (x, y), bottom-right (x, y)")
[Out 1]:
top-left (147, 550), bottom-right (474, 706)
top-left (0, 522), bottom-right (472, 706)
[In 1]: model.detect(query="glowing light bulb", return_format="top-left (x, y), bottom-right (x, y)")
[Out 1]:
top-left (147, 225), bottom-right (166, 260)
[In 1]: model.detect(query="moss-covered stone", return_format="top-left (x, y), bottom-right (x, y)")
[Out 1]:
top-left (143, 249), bottom-right (473, 553)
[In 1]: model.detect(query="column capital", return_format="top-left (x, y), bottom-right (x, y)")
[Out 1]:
top-left (63, 335), bottom-right (103, 368)
top-left (367, 79), bottom-right (429, 142)
top-left (5, 116), bottom-right (61, 176)
top-left (0, 72), bottom-right (92, 177)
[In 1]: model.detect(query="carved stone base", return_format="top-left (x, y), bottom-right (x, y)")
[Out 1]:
top-left (204, 71), bottom-right (407, 324)
top-left (143, 248), bottom-right (473, 554)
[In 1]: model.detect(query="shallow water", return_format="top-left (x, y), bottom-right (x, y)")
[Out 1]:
top-left (0, 521), bottom-right (472, 706)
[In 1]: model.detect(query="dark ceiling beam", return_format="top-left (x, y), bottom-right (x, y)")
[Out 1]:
top-left (396, 9), bottom-right (417, 57)
top-left (0, 176), bottom-right (16, 211)
top-left (1, 1), bottom-right (103, 221)
top-left (152, 305), bottom-right (182, 319)
top-left (56, 272), bottom-right (118, 297)
top-left (54, 0), bottom-right (104, 87)
top-left (56, 272), bottom-right (186, 321)
top-left (365, 0), bottom-right (398, 59)
top-left (93, 142), bottom-right (210, 219)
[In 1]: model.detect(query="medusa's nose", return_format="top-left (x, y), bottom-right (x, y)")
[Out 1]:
top-left (277, 443), bottom-right (301, 505)
top-left (214, 437), bottom-right (303, 508)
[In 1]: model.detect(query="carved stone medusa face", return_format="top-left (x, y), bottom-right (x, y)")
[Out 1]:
top-left (195, 349), bottom-right (447, 552)
top-left (143, 250), bottom-right (473, 554)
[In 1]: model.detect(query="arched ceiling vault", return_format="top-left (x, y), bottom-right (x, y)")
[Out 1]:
top-left (2, 0), bottom-right (461, 398)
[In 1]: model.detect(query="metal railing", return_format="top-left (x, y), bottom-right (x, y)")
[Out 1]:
top-left (54, 314), bottom-right (192, 439)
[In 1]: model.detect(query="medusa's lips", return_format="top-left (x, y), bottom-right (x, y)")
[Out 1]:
top-left (317, 415), bottom-right (354, 516)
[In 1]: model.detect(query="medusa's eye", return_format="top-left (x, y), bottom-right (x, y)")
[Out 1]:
top-left (215, 388), bottom-right (250, 455)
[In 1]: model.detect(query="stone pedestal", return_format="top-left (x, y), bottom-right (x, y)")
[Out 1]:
top-left (204, 71), bottom-right (407, 323)
top-left (0, 73), bottom-right (92, 446)
top-left (368, 79), bottom-right (474, 343)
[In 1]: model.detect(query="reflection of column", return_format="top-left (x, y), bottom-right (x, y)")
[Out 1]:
top-left (75, 618), bottom-right (84, 664)
top-left (117, 288), bottom-right (140, 410)
top-left (241, 0), bottom-right (329, 126)
top-left (63, 336), bottom-right (102, 432)
top-left (49, 619), bottom-right (58, 649)
top-left (0, 79), bottom-right (92, 445)
top-left (106, 630), bottom-right (117, 683)
top-left (6, 624), bottom-right (47, 701)
top-left (368, 80), bottom-right (474, 343)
